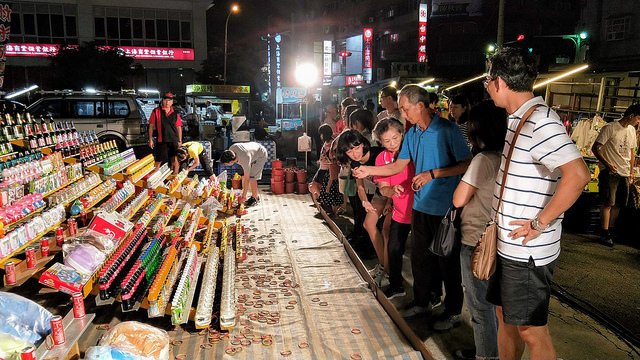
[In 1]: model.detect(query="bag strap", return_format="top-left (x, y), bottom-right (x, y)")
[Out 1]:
top-left (493, 104), bottom-right (542, 222)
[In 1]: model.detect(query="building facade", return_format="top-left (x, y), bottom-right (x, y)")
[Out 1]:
top-left (5, 0), bottom-right (209, 93)
top-left (578, 0), bottom-right (640, 71)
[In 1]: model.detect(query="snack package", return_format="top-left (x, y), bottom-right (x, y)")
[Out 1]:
top-left (0, 292), bottom-right (53, 345)
top-left (99, 322), bottom-right (170, 360)
top-left (64, 243), bottom-right (107, 275)
top-left (39, 262), bottom-right (91, 294)
top-left (85, 345), bottom-right (151, 360)
top-left (0, 332), bottom-right (34, 360)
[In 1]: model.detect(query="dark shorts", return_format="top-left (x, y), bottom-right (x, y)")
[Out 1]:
top-left (487, 255), bottom-right (555, 326)
top-left (154, 142), bottom-right (179, 164)
top-left (599, 170), bottom-right (629, 207)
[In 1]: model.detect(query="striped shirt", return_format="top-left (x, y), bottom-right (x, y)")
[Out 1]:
top-left (493, 97), bottom-right (581, 265)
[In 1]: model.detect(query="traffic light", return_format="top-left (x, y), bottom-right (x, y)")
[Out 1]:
top-left (338, 51), bottom-right (352, 57)
top-left (516, 34), bottom-right (526, 41)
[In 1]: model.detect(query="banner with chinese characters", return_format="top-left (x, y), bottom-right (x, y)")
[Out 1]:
top-left (5, 43), bottom-right (194, 61)
top-left (418, 3), bottom-right (428, 63)
top-left (363, 28), bottom-right (373, 82)
top-left (345, 74), bottom-right (364, 87)
top-left (0, 3), bottom-right (12, 88)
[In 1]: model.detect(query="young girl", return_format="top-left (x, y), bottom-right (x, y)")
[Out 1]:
top-left (310, 124), bottom-right (343, 214)
top-left (335, 130), bottom-right (386, 281)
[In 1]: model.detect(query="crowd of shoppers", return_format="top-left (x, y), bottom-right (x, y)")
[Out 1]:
top-left (312, 47), bottom-right (591, 360)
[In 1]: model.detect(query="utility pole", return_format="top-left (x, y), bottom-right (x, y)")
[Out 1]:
top-left (497, 0), bottom-right (505, 49)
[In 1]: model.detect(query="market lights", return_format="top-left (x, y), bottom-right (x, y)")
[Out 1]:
top-left (5, 84), bottom-right (38, 99)
top-left (533, 64), bottom-right (589, 89)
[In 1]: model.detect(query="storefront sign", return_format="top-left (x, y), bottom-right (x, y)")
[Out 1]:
top-left (5, 43), bottom-right (194, 61)
top-left (276, 87), bottom-right (307, 104)
top-left (418, 3), bottom-right (428, 63)
top-left (323, 40), bottom-right (332, 85)
top-left (0, 3), bottom-right (11, 88)
top-left (363, 28), bottom-right (373, 82)
top-left (431, 0), bottom-right (482, 17)
top-left (345, 74), bottom-right (364, 87)
top-left (267, 34), bottom-right (272, 96)
top-left (275, 34), bottom-right (282, 90)
top-left (186, 84), bottom-right (250, 94)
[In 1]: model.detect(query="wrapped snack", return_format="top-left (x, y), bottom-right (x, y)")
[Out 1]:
top-left (0, 292), bottom-right (53, 345)
top-left (64, 243), bottom-right (107, 275)
top-left (99, 322), bottom-right (170, 360)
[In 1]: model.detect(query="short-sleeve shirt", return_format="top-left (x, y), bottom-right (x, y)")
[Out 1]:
top-left (494, 97), bottom-right (582, 265)
top-left (229, 142), bottom-right (268, 173)
top-left (183, 141), bottom-right (204, 159)
top-left (149, 107), bottom-right (183, 143)
top-left (374, 149), bottom-right (415, 224)
top-left (377, 109), bottom-right (405, 126)
top-left (594, 120), bottom-right (637, 177)
top-left (398, 114), bottom-right (472, 216)
top-left (460, 152), bottom-right (501, 246)
top-left (352, 147), bottom-right (384, 195)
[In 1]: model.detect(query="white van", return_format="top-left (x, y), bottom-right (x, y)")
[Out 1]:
top-left (27, 91), bottom-right (148, 150)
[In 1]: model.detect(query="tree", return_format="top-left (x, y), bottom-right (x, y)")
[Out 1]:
top-left (49, 42), bottom-right (137, 90)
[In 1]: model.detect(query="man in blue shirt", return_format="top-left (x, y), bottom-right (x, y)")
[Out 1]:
top-left (354, 84), bottom-right (471, 326)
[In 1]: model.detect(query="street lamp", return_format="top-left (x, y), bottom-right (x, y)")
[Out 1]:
top-left (223, 3), bottom-right (240, 85)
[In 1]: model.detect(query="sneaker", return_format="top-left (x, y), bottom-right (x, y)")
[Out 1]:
top-left (400, 304), bottom-right (430, 318)
top-left (367, 264), bottom-right (383, 277)
top-left (600, 235), bottom-right (614, 247)
top-left (382, 285), bottom-right (406, 300)
top-left (244, 197), bottom-right (259, 207)
top-left (454, 349), bottom-right (476, 360)
top-left (433, 313), bottom-right (462, 331)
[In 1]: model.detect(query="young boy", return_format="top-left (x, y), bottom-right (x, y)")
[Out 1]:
top-left (220, 142), bottom-right (269, 207)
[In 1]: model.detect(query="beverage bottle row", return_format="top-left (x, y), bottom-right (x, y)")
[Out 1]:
top-left (80, 137), bottom-right (119, 168)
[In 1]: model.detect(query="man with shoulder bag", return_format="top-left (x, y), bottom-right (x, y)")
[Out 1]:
top-left (484, 48), bottom-right (590, 360)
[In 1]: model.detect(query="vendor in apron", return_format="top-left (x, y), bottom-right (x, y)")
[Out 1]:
top-left (148, 92), bottom-right (182, 174)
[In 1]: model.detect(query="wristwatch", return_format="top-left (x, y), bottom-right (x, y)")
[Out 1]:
top-left (531, 217), bottom-right (550, 231)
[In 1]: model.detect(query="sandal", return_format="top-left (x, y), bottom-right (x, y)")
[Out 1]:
top-left (334, 205), bottom-right (346, 215)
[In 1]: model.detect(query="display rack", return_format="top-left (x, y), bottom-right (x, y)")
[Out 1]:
top-left (34, 310), bottom-right (96, 360)
top-left (0, 218), bottom-right (65, 268)
top-left (3, 207), bottom-right (45, 233)
top-left (0, 132), bottom-right (255, 360)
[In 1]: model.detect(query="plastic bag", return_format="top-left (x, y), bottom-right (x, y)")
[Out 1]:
top-left (99, 321), bottom-right (171, 360)
top-left (64, 243), bottom-right (107, 275)
top-left (217, 170), bottom-right (228, 189)
top-left (0, 292), bottom-right (53, 345)
top-left (86, 345), bottom-right (151, 360)
top-left (63, 229), bottom-right (117, 253)
top-left (0, 331), bottom-right (34, 359)
top-left (199, 196), bottom-right (222, 215)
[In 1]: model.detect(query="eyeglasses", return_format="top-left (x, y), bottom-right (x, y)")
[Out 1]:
top-left (483, 75), bottom-right (497, 89)
top-left (163, 97), bottom-right (174, 100)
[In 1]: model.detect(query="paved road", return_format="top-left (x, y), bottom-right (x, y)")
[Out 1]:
top-left (554, 232), bottom-right (640, 346)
